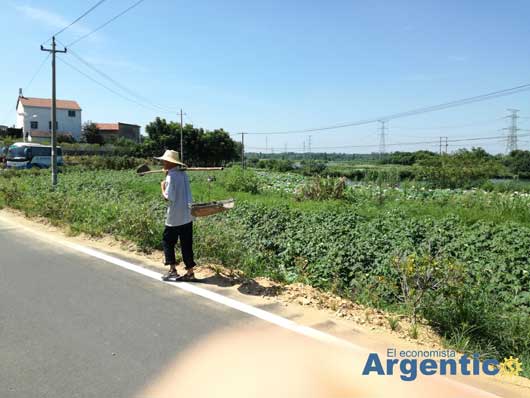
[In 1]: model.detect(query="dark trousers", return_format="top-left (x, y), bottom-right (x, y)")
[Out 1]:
top-left (162, 222), bottom-right (196, 269)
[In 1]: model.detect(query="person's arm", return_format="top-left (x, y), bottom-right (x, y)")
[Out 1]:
top-left (160, 180), bottom-right (167, 199)
top-left (161, 172), bottom-right (170, 201)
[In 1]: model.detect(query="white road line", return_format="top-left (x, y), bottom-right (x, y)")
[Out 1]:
top-left (0, 216), bottom-right (500, 397)
top-left (66, 240), bottom-right (366, 353)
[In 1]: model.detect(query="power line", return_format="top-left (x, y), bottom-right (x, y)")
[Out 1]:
top-left (1, 53), bottom-right (51, 125)
top-left (27, 46), bottom-right (188, 126)
top-left (45, 0), bottom-right (108, 43)
top-left (66, 0), bottom-right (147, 47)
top-left (24, 53), bottom-right (51, 92)
top-left (59, 47), bottom-right (186, 117)
top-left (185, 114), bottom-right (195, 125)
top-left (390, 119), bottom-right (502, 130)
top-left (246, 133), bottom-right (530, 151)
top-left (63, 46), bottom-right (175, 113)
top-left (58, 56), bottom-right (162, 112)
top-left (245, 83), bottom-right (530, 135)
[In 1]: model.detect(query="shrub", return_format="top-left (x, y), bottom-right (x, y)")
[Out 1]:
top-left (221, 166), bottom-right (260, 194)
top-left (391, 251), bottom-right (463, 324)
top-left (64, 155), bottom-right (147, 171)
top-left (295, 176), bottom-right (346, 201)
top-left (299, 161), bottom-right (326, 176)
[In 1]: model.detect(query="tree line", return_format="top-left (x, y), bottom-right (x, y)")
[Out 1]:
top-left (79, 118), bottom-right (242, 166)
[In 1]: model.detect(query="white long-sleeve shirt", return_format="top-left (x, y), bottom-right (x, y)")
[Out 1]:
top-left (163, 168), bottom-right (194, 226)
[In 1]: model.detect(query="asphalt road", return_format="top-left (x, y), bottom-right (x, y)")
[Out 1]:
top-left (0, 222), bottom-right (250, 397)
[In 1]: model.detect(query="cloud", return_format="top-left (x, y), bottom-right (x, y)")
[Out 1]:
top-left (14, 4), bottom-right (92, 37)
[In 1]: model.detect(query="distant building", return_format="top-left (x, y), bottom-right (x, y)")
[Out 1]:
top-left (16, 89), bottom-right (82, 143)
top-left (95, 122), bottom-right (141, 143)
top-left (0, 126), bottom-right (23, 139)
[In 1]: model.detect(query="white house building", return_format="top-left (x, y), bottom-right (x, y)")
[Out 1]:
top-left (16, 91), bottom-right (82, 142)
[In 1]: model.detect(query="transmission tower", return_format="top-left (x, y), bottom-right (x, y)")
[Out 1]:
top-left (379, 120), bottom-right (387, 156)
top-left (504, 109), bottom-right (520, 153)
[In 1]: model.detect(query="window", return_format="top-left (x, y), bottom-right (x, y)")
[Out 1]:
top-left (48, 121), bottom-right (58, 130)
top-left (68, 110), bottom-right (76, 117)
top-left (30, 121), bottom-right (38, 129)
top-left (32, 147), bottom-right (51, 157)
top-left (7, 146), bottom-right (26, 159)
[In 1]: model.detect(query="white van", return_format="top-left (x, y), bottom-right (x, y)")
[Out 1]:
top-left (6, 142), bottom-right (64, 169)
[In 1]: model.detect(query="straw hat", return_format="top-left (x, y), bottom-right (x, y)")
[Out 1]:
top-left (154, 150), bottom-right (187, 167)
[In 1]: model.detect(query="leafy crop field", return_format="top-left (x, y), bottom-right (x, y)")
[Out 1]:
top-left (0, 167), bottom-right (529, 376)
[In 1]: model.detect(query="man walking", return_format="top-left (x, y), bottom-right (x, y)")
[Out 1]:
top-left (156, 150), bottom-right (196, 281)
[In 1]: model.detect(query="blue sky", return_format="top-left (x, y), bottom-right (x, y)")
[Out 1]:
top-left (1, 0), bottom-right (529, 153)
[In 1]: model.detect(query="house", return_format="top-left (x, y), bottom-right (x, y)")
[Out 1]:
top-left (16, 90), bottom-right (82, 143)
top-left (95, 122), bottom-right (141, 143)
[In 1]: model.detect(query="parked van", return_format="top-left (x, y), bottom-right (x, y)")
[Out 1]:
top-left (6, 142), bottom-right (64, 169)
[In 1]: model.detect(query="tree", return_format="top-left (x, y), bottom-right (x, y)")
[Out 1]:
top-left (505, 150), bottom-right (530, 177)
top-left (414, 147), bottom-right (505, 188)
top-left (143, 118), bottom-right (241, 166)
top-left (145, 117), bottom-right (173, 143)
top-left (81, 122), bottom-right (104, 145)
top-left (57, 134), bottom-right (75, 144)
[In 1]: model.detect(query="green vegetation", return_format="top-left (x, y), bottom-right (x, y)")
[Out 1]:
top-left (64, 155), bottom-right (148, 170)
top-left (142, 117), bottom-right (240, 165)
top-left (81, 122), bottom-right (104, 145)
top-left (250, 147), bottom-right (530, 191)
top-left (0, 165), bottom-right (529, 377)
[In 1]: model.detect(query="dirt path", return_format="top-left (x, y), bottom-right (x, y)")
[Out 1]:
top-left (1, 208), bottom-right (528, 397)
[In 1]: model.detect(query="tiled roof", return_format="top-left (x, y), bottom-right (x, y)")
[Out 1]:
top-left (19, 97), bottom-right (81, 111)
top-left (95, 123), bottom-right (119, 131)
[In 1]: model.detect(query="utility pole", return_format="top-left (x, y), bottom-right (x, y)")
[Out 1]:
top-left (438, 137), bottom-right (448, 154)
top-left (504, 109), bottom-right (520, 153)
top-left (41, 36), bottom-right (67, 188)
top-left (241, 132), bottom-right (245, 169)
top-left (308, 135), bottom-right (312, 168)
top-left (177, 109), bottom-right (186, 162)
top-left (379, 120), bottom-right (387, 158)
